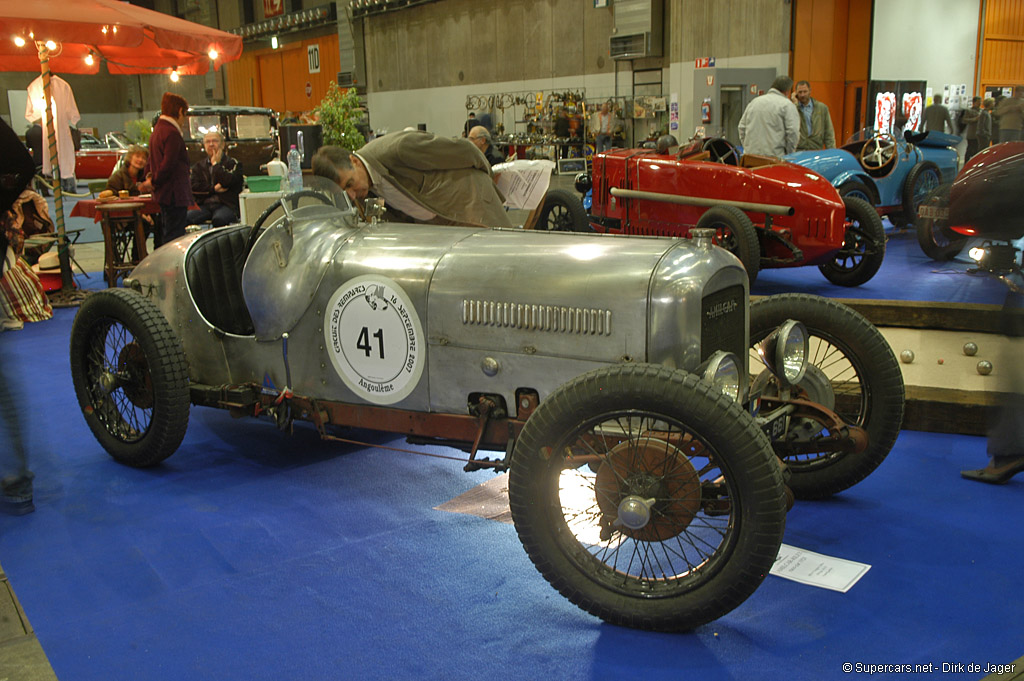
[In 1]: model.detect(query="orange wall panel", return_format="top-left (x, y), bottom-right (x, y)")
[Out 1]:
top-left (223, 33), bottom-right (341, 113)
top-left (980, 0), bottom-right (1024, 88)
top-left (259, 53), bottom-right (286, 113)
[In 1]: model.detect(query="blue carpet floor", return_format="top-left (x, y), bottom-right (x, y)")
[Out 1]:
top-left (1, 300), bottom-right (1022, 680)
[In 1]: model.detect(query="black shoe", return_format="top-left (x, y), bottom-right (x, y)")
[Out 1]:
top-left (0, 497), bottom-right (34, 516)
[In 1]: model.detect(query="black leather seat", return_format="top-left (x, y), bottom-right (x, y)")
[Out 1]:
top-left (185, 225), bottom-right (254, 336)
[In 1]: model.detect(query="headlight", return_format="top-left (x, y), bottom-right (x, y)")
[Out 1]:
top-left (574, 172), bottom-right (592, 194)
top-left (756, 319), bottom-right (808, 386)
top-left (698, 350), bottom-right (742, 402)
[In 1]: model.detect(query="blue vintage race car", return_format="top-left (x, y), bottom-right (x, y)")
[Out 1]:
top-left (785, 128), bottom-right (960, 227)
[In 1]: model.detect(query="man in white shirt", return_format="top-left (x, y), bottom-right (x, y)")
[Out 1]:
top-left (738, 76), bottom-right (801, 158)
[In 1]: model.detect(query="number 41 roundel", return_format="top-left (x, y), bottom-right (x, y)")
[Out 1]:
top-left (324, 275), bottom-right (426, 405)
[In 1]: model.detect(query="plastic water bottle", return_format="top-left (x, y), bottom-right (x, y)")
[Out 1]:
top-left (286, 144), bottom-right (302, 192)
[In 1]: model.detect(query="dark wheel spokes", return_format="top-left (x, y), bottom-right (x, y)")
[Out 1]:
top-left (85, 318), bottom-right (153, 443)
top-left (832, 221), bottom-right (875, 271)
top-left (912, 169), bottom-right (939, 207)
top-left (543, 204), bottom-right (574, 231)
top-left (751, 335), bottom-right (866, 469)
top-left (556, 411), bottom-right (736, 593)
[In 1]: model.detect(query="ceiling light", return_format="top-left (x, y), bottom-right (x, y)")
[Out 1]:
top-left (13, 36), bottom-right (25, 47)
top-left (170, 70), bottom-right (180, 82)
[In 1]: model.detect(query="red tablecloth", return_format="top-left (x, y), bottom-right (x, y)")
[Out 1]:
top-left (70, 197), bottom-right (161, 222)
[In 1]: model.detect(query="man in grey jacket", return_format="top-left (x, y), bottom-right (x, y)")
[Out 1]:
top-left (793, 80), bottom-right (836, 151)
top-left (738, 76), bottom-right (800, 158)
top-left (312, 130), bottom-right (511, 228)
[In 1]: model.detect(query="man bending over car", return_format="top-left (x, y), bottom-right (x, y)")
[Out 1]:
top-left (311, 129), bottom-right (511, 228)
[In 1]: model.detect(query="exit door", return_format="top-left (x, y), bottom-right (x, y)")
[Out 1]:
top-left (720, 86), bottom-right (748, 145)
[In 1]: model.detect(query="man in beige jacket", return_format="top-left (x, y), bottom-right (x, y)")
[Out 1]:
top-left (312, 130), bottom-right (511, 227)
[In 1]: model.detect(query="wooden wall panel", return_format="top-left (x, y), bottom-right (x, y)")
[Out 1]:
top-left (677, 0), bottom-right (789, 62)
top-left (362, 0), bottom-right (615, 92)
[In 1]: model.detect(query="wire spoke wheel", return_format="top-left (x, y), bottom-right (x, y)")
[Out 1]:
top-left (509, 364), bottom-right (785, 631)
top-left (84, 319), bottom-right (155, 443)
top-left (749, 294), bottom-right (904, 498)
top-left (557, 411), bottom-right (734, 593)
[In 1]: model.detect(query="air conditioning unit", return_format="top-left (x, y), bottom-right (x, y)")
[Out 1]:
top-left (610, 0), bottom-right (663, 60)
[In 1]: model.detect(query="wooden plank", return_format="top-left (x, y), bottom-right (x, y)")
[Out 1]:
top-left (902, 385), bottom-right (1012, 436)
top-left (751, 296), bottom-right (1019, 334)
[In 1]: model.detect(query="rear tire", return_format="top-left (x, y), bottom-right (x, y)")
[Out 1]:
top-left (819, 196), bottom-right (885, 287)
top-left (695, 205), bottom-right (760, 285)
top-left (902, 161), bottom-right (941, 225)
top-left (535, 189), bottom-right (589, 232)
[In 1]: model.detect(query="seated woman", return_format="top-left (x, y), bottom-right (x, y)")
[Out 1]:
top-left (100, 144), bottom-right (159, 249)
top-left (101, 144), bottom-right (153, 198)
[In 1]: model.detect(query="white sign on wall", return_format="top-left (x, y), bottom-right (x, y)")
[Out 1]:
top-left (307, 44), bottom-right (321, 74)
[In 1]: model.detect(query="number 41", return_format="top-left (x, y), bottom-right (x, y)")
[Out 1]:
top-left (357, 327), bottom-right (384, 358)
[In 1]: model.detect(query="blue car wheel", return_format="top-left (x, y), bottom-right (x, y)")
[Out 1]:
top-left (902, 161), bottom-right (941, 224)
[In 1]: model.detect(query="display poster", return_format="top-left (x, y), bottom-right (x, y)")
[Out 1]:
top-left (875, 91), bottom-right (896, 133)
top-left (669, 93), bottom-right (679, 132)
top-left (492, 159), bottom-right (555, 210)
top-left (869, 80), bottom-right (927, 132)
top-left (902, 92), bottom-right (922, 132)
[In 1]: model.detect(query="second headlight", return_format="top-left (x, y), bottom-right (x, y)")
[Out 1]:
top-left (756, 319), bottom-right (808, 386)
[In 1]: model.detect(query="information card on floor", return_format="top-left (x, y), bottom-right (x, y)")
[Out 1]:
top-left (770, 544), bottom-right (871, 592)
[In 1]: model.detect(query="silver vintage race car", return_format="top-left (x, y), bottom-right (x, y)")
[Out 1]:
top-left (69, 182), bottom-right (905, 632)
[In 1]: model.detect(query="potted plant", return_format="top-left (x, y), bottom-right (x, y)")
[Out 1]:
top-left (315, 82), bottom-right (366, 150)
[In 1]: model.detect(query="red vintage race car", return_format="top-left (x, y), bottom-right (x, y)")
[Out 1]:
top-left (570, 137), bottom-right (885, 286)
top-left (75, 131), bottom-right (129, 180)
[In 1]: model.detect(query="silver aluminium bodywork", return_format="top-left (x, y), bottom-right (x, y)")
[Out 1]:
top-left (128, 201), bottom-right (748, 418)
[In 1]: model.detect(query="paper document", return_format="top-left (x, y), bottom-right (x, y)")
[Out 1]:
top-left (493, 159), bottom-right (555, 210)
top-left (770, 544), bottom-right (871, 593)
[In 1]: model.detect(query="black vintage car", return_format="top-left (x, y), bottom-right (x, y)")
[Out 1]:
top-left (186, 105), bottom-right (279, 174)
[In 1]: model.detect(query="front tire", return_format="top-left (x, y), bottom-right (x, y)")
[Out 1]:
top-left (837, 179), bottom-right (876, 205)
top-left (695, 205), bottom-right (760, 285)
top-left (819, 196), bottom-right (885, 287)
top-left (509, 364), bottom-right (786, 631)
top-left (70, 289), bottom-right (190, 467)
top-left (535, 189), bottom-right (589, 232)
top-left (749, 294), bottom-right (904, 498)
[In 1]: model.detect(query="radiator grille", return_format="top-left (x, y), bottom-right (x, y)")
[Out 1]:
top-left (700, 285), bottom-right (746, 363)
top-left (462, 300), bottom-right (613, 336)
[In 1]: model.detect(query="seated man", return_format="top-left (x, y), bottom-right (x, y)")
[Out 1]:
top-left (186, 130), bottom-right (243, 227)
top-left (311, 129), bottom-right (511, 228)
top-left (467, 126), bottom-right (506, 167)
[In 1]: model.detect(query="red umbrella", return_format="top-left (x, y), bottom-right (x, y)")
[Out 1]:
top-left (0, 0), bottom-right (243, 303)
top-left (0, 0), bottom-right (242, 75)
